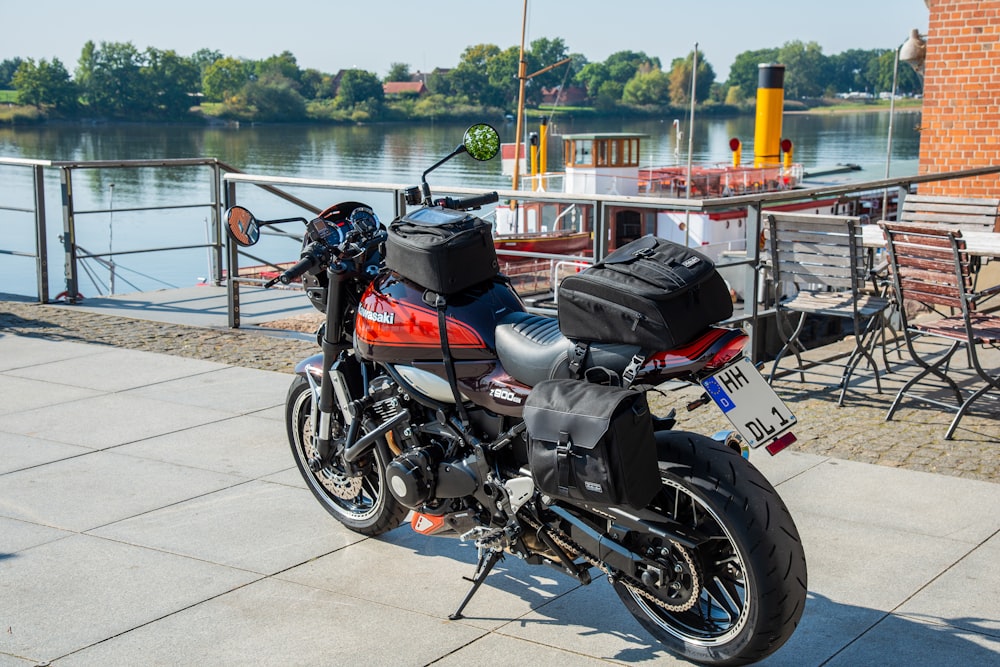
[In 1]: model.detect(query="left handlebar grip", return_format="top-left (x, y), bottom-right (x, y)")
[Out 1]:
top-left (278, 252), bottom-right (319, 285)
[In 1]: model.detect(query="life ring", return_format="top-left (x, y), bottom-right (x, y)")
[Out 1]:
top-left (53, 291), bottom-right (84, 302)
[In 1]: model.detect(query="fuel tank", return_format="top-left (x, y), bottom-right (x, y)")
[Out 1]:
top-left (355, 272), bottom-right (531, 416)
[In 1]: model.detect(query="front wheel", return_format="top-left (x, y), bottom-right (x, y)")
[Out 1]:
top-left (286, 375), bottom-right (406, 536)
top-left (613, 431), bottom-right (807, 666)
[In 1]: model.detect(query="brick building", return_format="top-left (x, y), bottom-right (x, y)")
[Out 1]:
top-left (920, 0), bottom-right (1000, 198)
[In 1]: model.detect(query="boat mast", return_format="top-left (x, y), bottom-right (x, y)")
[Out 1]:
top-left (512, 0), bottom-right (529, 196)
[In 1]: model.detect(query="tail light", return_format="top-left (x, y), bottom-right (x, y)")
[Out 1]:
top-left (703, 332), bottom-right (748, 371)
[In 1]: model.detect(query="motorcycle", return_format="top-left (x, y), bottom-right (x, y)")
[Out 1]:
top-left (224, 124), bottom-right (807, 665)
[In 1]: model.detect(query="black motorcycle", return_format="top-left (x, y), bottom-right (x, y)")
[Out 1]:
top-left (225, 123), bottom-right (806, 665)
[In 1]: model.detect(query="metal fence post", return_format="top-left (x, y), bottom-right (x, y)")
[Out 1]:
top-left (59, 167), bottom-right (79, 304)
top-left (33, 165), bottom-right (49, 303)
top-left (210, 161), bottom-right (224, 285)
top-left (745, 201), bottom-right (764, 364)
top-left (224, 180), bottom-right (240, 328)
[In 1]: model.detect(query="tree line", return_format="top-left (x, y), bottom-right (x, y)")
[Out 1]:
top-left (0, 37), bottom-right (922, 123)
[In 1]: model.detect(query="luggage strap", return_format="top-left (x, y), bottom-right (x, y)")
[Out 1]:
top-left (568, 341), bottom-right (589, 378)
top-left (556, 431), bottom-right (572, 492)
top-left (622, 353), bottom-right (646, 387)
top-left (430, 292), bottom-right (471, 427)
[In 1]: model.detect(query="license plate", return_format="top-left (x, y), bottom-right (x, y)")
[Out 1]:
top-left (701, 357), bottom-right (796, 448)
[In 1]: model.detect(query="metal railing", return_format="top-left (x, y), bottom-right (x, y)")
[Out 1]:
top-left (5, 155), bottom-right (1000, 361)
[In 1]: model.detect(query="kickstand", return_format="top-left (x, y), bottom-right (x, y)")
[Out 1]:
top-left (448, 549), bottom-right (504, 620)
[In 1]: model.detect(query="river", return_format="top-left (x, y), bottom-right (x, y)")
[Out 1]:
top-left (0, 111), bottom-right (921, 299)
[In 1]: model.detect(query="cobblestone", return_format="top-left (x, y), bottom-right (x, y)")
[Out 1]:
top-left (2, 299), bottom-right (997, 484)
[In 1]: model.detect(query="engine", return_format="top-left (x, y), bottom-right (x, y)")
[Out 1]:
top-left (367, 375), bottom-right (481, 511)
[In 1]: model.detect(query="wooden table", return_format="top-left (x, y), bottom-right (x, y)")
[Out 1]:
top-left (861, 225), bottom-right (1000, 257)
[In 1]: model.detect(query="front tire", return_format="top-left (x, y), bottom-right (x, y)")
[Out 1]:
top-left (286, 375), bottom-right (406, 536)
top-left (613, 431), bottom-right (807, 666)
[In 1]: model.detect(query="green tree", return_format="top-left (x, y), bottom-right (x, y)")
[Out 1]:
top-left (575, 61), bottom-right (609, 98)
top-left (777, 40), bottom-right (828, 98)
top-left (385, 62), bottom-right (411, 82)
top-left (188, 48), bottom-right (223, 76)
top-left (485, 46), bottom-right (520, 107)
top-left (75, 41), bottom-right (149, 117)
top-left (725, 48), bottom-right (779, 96)
top-left (622, 66), bottom-right (671, 106)
top-left (449, 43), bottom-right (501, 104)
top-left (827, 48), bottom-right (878, 94)
top-left (143, 48), bottom-right (199, 116)
top-left (12, 57), bottom-right (78, 112)
top-left (299, 68), bottom-right (323, 100)
top-left (667, 49), bottom-right (715, 105)
top-left (257, 51), bottom-right (301, 85)
top-left (334, 69), bottom-right (384, 111)
top-left (528, 36), bottom-right (570, 91)
top-left (0, 57), bottom-right (24, 88)
top-left (241, 78), bottom-right (306, 120)
top-left (202, 56), bottom-right (252, 101)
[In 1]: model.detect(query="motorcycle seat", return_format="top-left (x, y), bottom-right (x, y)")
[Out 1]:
top-left (495, 312), bottom-right (641, 387)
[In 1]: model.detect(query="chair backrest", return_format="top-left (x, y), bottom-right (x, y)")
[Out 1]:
top-left (897, 194), bottom-right (1000, 232)
top-left (764, 212), bottom-right (866, 292)
top-left (879, 221), bottom-right (974, 312)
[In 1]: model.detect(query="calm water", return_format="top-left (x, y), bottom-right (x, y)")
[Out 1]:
top-left (0, 112), bottom-right (921, 298)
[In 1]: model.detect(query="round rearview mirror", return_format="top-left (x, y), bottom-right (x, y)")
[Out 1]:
top-left (225, 206), bottom-right (260, 246)
top-left (463, 123), bottom-right (500, 161)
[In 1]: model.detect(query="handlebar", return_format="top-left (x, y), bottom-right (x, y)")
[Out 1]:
top-left (434, 191), bottom-right (499, 211)
top-left (264, 242), bottom-right (327, 288)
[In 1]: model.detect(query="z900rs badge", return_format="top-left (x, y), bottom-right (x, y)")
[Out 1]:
top-left (489, 387), bottom-right (523, 404)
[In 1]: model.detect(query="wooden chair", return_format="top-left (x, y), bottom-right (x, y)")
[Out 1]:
top-left (896, 194), bottom-right (1000, 232)
top-left (879, 221), bottom-right (1000, 439)
top-left (764, 212), bottom-right (892, 405)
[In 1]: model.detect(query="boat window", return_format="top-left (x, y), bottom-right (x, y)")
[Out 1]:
top-left (573, 139), bottom-right (593, 166)
top-left (596, 140), bottom-right (608, 166)
top-left (610, 140), bottom-right (618, 166)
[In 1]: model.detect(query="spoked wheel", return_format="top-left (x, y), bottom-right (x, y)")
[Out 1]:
top-left (286, 375), bottom-right (406, 536)
top-left (613, 431), bottom-right (807, 666)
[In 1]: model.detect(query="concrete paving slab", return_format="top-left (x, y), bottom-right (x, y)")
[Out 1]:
top-left (0, 533), bottom-right (259, 663)
top-left (896, 531), bottom-right (1000, 638)
top-left (113, 414), bottom-right (290, 479)
top-left (745, 448), bottom-right (829, 486)
top-left (0, 392), bottom-right (237, 449)
top-left (6, 346), bottom-right (226, 392)
top-left (773, 458), bottom-right (1000, 544)
top-left (55, 576), bottom-right (486, 667)
top-left (122, 365), bottom-right (288, 414)
top-left (0, 450), bottom-right (246, 532)
top-left (0, 432), bottom-right (90, 474)
top-left (495, 573), bottom-right (682, 664)
top-left (278, 523), bottom-right (585, 632)
top-left (432, 631), bottom-right (617, 666)
top-left (824, 613), bottom-right (1000, 667)
top-left (0, 516), bottom-right (72, 553)
top-left (0, 335), bottom-right (103, 372)
top-left (0, 374), bottom-right (102, 416)
top-left (90, 480), bottom-right (368, 574)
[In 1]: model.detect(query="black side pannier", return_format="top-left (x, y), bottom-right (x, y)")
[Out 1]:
top-left (385, 206), bottom-right (499, 294)
top-left (558, 235), bottom-right (733, 349)
top-left (522, 379), bottom-right (660, 508)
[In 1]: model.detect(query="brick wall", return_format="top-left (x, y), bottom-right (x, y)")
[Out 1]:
top-left (919, 0), bottom-right (1000, 197)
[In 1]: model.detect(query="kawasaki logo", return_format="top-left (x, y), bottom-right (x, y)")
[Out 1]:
top-left (358, 304), bottom-right (394, 325)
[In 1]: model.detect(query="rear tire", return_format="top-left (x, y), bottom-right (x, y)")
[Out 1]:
top-left (613, 431), bottom-right (807, 666)
top-left (286, 375), bottom-right (406, 536)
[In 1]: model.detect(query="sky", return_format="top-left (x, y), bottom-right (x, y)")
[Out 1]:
top-left (2, 0), bottom-right (930, 81)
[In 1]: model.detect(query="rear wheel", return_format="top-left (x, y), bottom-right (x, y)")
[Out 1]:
top-left (286, 375), bottom-right (406, 536)
top-left (612, 431), bottom-right (807, 666)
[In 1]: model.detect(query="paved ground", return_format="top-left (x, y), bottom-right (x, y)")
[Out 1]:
top-left (2, 292), bottom-right (997, 483)
top-left (0, 329), bottom-right (998, 666)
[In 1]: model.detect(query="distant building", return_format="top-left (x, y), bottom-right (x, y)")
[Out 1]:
top-left (383, 81), bottom-right (427, 97)
top-left (541, 85), bottom-right (589, 106)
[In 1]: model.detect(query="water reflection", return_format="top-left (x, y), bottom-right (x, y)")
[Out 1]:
top-left (0, 113), bottom-right (921, 298)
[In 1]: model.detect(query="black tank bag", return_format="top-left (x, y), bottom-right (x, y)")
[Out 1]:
top-left (522, 379), bottom-right (660, 508)
top-left (558, 235), bottom-right (733, 349)
top-left (384, 206), bottom-right (499, 294)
